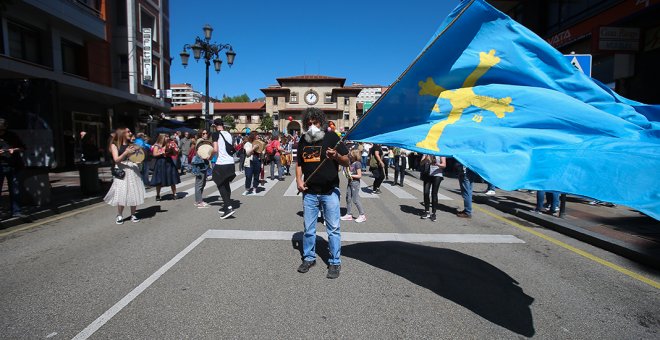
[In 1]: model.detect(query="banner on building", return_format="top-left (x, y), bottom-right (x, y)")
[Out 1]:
top-left (143, 28), bottom-right (152, 81)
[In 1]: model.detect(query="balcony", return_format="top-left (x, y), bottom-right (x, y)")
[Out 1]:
top-left (24, 0), bottom-right (105, 39)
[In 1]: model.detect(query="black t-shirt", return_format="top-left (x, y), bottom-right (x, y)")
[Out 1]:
top-left (297, 132), bottom-right (348, 194)
top-left (0, 131), bottom-right (25, 168)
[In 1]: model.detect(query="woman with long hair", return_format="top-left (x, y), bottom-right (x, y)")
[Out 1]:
top-left (149, 134), bottom-right (181, 200)
top-left (369, 144), bottom-right (385, 194)
top-left (242, 131), bottom-right (262, 195)
top-left (103, 127), bottom-right (145, 224)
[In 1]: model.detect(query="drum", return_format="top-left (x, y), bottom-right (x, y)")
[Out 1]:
top-left (127, 145), bottom-right (146, 163)
top-left (196, 140), bottom-right (214, 160)
top-left (252, 140), bottom-right (266, 154)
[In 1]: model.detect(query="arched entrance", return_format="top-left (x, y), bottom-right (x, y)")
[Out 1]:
top-left (287, 121), bottom-right (301, 135)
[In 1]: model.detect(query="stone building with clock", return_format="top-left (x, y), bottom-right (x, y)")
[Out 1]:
top-left (261, 75), bottom-right (362, 135)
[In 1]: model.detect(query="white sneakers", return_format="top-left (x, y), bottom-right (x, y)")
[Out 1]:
top-left (195, 202), bottom-right (210, 208)
top-left (116, 215), bottom-right (139, 224)
top-left (340, 214), bottom-right (367, 223)
top-left (485, 190), bottom-right (496, 196)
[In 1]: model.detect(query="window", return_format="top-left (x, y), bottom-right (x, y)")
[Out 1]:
top-left (343, 112), bottom-right (350, 120)
top-left (344, 97), bottom-right (350, 105)
top-left (8, 21), bottom-right (42, 65)
top-left (140, 8), bottom-right (157, 41)
top-left (62, 39), bottom-right (87, 77)
top-left (290, 92), bottom-right (298, 103)
top-left (116, 0), bottom-right (127, 26)
top-left (273, 97), bottom-right (279, 105)
top-left (273, 113), bottom-right (279, 121)
top-left (324, 93), bottom-right (333, 103)
top-left (119, 54), bottom-right (129, 80)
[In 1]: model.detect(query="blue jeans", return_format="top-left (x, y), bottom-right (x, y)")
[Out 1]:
top-left (245, 157), bottom-right (261, 189)
top-left (361, 155), bottom-right (368, 170)
top-left (459, 169), bottom-right (474, 215)
top-left (536, 191), bottom-right (559, 211)
top-left (302, 188), bottom-right (341, 265)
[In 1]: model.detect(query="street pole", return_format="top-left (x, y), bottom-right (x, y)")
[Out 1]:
top-left (205, 59), bottom-right (210, 131)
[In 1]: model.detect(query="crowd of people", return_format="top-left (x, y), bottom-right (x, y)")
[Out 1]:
top-left (100, 108), bottom-right (566, 279)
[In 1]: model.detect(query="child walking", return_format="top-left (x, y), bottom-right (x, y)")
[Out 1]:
top-left (341, 150), bottom-right (366, 223)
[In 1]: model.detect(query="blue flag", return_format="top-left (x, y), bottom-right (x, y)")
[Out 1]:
top-left (346, 0), bottom-right (660, 220)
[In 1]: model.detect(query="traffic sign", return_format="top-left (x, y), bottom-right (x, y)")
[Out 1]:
top-left (564, 54), bottom-right (592, 77)
top-left (363, 101), bottom-right (373, 113)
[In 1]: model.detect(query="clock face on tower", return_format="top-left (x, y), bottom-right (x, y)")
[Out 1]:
top-left (304, 90), bottom-right (319, 105)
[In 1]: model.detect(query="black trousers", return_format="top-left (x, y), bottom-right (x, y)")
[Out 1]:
top-left (372, 166), bottom-right (385, 190)
top-left (423, 176), bottom-right (443, 213)
top-left (212, 164), bottom-right (236, 209)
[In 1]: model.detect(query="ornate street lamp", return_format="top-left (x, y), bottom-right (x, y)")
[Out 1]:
top-left (180, 24), bottom-right (236, 130)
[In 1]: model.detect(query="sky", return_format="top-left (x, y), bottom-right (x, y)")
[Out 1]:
top-left (169, 0), bottom-right (460, 100)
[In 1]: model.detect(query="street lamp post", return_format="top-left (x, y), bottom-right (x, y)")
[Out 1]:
top-left (179, 24), bottom-right (236, 130)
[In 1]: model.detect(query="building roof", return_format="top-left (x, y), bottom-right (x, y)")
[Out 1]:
top-left (276, 75), bottom-right (346, 87)
top-left (351, 83), bottom-right (389, 88)
top-left (171, 102), bottom-right (266, 112)
top-left (170, 83), bottom-right (194, 88)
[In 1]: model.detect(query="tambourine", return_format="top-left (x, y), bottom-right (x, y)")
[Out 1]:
top-left (127, 145), bottom-right (145, 163)
top-left (252, 140), bottom-right (266, 154)
top-left (196, 140), bottom-right (214, 160)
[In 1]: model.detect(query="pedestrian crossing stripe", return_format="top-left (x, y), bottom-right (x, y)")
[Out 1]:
top-left (405, 179), bottom-right (453, 201)
top-left (145, 174), bottom-right (452, 201)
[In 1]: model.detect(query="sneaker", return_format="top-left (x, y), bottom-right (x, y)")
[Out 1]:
top-left (196, 202), bottom-right (210, 209)
top-left (297, 260), bottom-right (316, 273)
top-left (430, 213), bottom-right (437, 222)
top-left (421, 212), bottom-right (431, 219)
top-left (327, 264), bottom-right (341, 279)
top-left (241, 190), bottom-right (249, 196)
top-left (456, 211), bottom-right (471, 218)
top-left (373, 189), bottom-right (381, 194)
top-left (355, 215), bottom-right (367, 223)
top-left (155, 195), bottom-right (161, 201)
top-left (131, 215), bottom-right (140, 223)
top-left (219, 206), bottom-right (235, 219)
top-left (485, 190), bottom-right (496, 196)
top-left (340, 214), bottom-right (353, 221)
top-left (115, 215), bottom-right (123, 225)
top-left (531, 209), bottom-right (544, 215)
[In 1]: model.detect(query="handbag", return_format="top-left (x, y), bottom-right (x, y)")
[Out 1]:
top-left (111, 165), bottom-right (125, 179)
top-left (369, 154), bottom-right (378, 169)
top-left (219, 132), bottom-right (237, 156)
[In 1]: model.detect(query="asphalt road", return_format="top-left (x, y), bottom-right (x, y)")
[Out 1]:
top-left (1, 169), bottom-right (659, 339)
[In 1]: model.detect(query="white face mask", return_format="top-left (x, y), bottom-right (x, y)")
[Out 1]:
top-left (308, 124), bottom-right (321, 134)
top-left (304, 123), bottom-right (325, 143)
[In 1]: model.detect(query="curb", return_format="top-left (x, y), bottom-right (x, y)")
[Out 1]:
top-left (479, 197), bottom-right (660, 270)
top-left (0, 196), bottom-right (104, 230)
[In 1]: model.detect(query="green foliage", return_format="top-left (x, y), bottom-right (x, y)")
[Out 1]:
top-left (222, 115), bottom-right (236, 130)
top-left (221, 93), bottom-right (251, 103)
top-left (260, 113), bottom-right (274, 132)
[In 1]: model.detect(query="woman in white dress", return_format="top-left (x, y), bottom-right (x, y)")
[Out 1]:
top-left (104, 127), bottom-right (145, 224)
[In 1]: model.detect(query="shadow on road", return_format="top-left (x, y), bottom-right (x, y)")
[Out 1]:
top-left (136, 205), bottom-right (168, 219)
top-left (291, 234), bottom-right (536, 337)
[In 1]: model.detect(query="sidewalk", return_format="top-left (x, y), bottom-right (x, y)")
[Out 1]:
top-left (0, 167), bottom-right (115, 229)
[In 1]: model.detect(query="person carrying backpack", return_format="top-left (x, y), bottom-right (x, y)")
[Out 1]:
top-left (266, 134), bottom-right (283, 181)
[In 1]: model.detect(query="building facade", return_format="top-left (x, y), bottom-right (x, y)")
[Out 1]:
top-left (490, 0), bottom-right (660, 103)
top-left (351, 83), bottom-right (389, 103)
top-left (170, 102), bottom-right (266, 133)
top-left (261, 75), bottom-right (362, 135)
top-left (171, 83), bottom-right (202, 106)
top-left (0, 0), bottom-right (170, 206)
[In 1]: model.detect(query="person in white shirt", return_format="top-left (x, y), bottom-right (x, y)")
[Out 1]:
top-left (211, 119), bottom-right (237, 219)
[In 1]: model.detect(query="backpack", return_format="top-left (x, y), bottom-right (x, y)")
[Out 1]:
top-left (266, 140), bottom-right (278, 155)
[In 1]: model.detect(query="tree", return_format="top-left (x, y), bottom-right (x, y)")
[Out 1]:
top-left (221, 93), bottom-right (251, 103)
top-left (259, 113), bottom-right (274, 132)
top-left (223, 115), bottom-right (236, 130)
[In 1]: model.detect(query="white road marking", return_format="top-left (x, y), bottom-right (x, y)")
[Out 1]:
top-left (46, 332), bottom-right (57, 338)
top-left (381, 182), bottom-right (416, 199)
top-left (205, 176), bottom-right (245, 199)
top-left (204, 229), bottom-right (525, 244)
top-left (71, 234), bottom-right (208, 340)
top-left (72, 228), bottom-right (523, 338)
top-left (252, 178), bottom-right (280, 196)
top-left (405, 179), bottom-right (453, 201)
top-left (284, 178), bottom-right (300, 197)
top-left (359, 179), bottom-right (379, 199)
